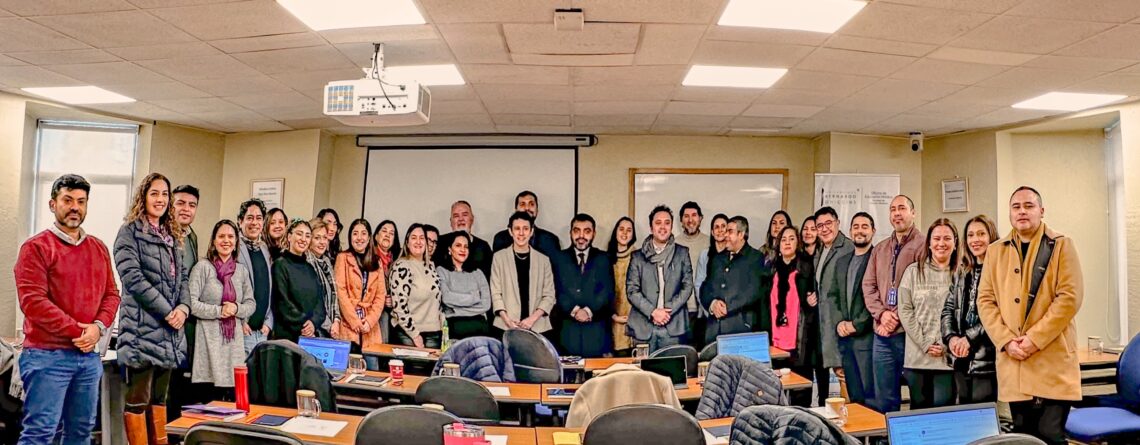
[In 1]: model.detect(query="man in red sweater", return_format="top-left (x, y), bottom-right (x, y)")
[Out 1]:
top-left (14, 174), bottom-right (120, 445)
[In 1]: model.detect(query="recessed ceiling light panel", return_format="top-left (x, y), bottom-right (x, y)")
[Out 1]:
top-left (278, 0), bottom-right (425, 30)
top-left (682, 65), bottom-right (788, 89)
top-left (22, 86), bottom-right (135, 104)
top-left (718, 0), bottom-right (867, 34)
top-left (1012, 92), bottom-right (1126, 111)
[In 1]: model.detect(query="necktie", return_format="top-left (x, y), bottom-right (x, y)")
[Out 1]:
top-left (578, 252), bottom-right (586, 273)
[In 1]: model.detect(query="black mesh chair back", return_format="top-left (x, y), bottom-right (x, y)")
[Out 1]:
top-left (414, 376), bottom-right (501, 424)
top-left (966, 434), bottom-right (1048, 445)
top-left (699, 341), bottom-right (718, 362)
top-left (650, 344), bottom-right (699, 377)
top-left (503, 328), bottom-right (562, 383)
top-left (184, 421), bottom-right (304, 445)
top-left (355, 405), bottom-right (461, 445)
top-left (583, 404), bottom-right (704, 445)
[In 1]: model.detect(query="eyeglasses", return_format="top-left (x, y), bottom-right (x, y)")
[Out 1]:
top-left (815, 220), bottom-right (836, 230)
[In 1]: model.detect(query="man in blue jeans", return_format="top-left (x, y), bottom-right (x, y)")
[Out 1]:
top-left (14, 174), bottom-right (121, 445)
top-left (862, 195), bottom-right (925, 413)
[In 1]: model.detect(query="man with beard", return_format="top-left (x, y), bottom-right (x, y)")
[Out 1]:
top-left (829, 212), bottom-right (877, 405)
top-left (15, 174), bottom-right (121, 445)
top-left (551, 214), bottom-right (615, 357)
top-left (674, 201), bottom-right (709, 347)
top-left (626, 205), bottom-right (695, 351)
top-left (700, 216), bottom-right (762, 345)
top-left (235, 198), bottom-right (274, 355)
top-left (492, 190), bottom-right (562, 256)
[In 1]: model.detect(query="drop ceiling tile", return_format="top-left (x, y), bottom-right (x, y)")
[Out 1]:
top-left (270, 68), bottom-right (362, 96)
top-left (1055, 25), bottom-right (1140, 60)
top-left (572, 114), bottom-right (657, 126)
top-left (692, 40), bottom-right (814, 67)
top-left (128, 0), bottom-right (252, 8)
top-left (572, 0), bottom-right (722, 23)
top-left (493, 124), bottom-right (572, 134)
top-left (35, 11), bottom-right (202, 48)
top-left (1067, 73), bottom-right (1140, 95)
top-left (856, 78), bottom-right (965, 101)
top-left (650, 125), bottom-right (723, 135)
top-left (805, 108), bottom-right (899, 130)
top-left (81, 101), bottom-right (184, 120)
top-left (492, 114), bottom-right (569, 126)
top-left (949, 16), bottom-right (1111, 54)
top-left (938, 86), bottom-right (1039, 106)
top-left (909, 98), bottom-right (1004, 119)
top-left (706, 27), bottom-right (830, 46)
top-left (824, 35), bottom-right (938, 57)
top-left (105, 42), bottom-right (220, 60)
top-left (771, 70), bottom-right (877, 96)
top-left (754, 89), bottom-right (847, 107)
top-left (336, 40), bottom-right (453, 67)
top-left (150, 97), bottom-right (246, 114)
top-left (959, 107), bottom-right (1058, 128)
top-left (224, 91), bottom-right (314, 111)
top-left (0, 65), bottom-right (82, 87)
top-left (438, 24), bottom-right (509, 64)
top-left (184, 76), bottom-right (293, 97)
top-left (741, 103), bottom-right (825, 118)
top-left (876, 0), bottom-right (1023, 14)
top-left (233, 45), bottom-right (357, 75)
top-left (256, 104), bottom-right (322, 121)
top-left (926, 47), bottom-right (1039, 66)
top-left (510, 53), bottom-right (634, 66)
top-left (422, 113), bottom-right (491, 126)
top-left (574, 101), bottom-right (665, 115)
top-left (1022, 55), bottom-right (1138, 73)
top-left (833, 93), bottom-right (928, 113)
top-left (0, 54), bottom-right (27, 66)
top-left (0, 0), bottom-right (133, 16)
top-left (425, 85), bottom-right (477, 100)
top-left (654, 114), bottom-right (733, 127)
top-left (279, 117), bottom-right (341, 130)
top-left (503, 23), bottom-right (640, 55)
top-left (148, 0), bottom-right (308, 40)
top-left (663, 101), bottom-right (748, 116)
top-left (891, 58), bottom-right (1008, 85)
top-left (320, 25), bottom-right (438, 44)
top-left (573, 125), bottom-right (652, 135)
top-left (430, 100), bottom-right (486, 115)
top-left (474, 84), bottom-right (571, 102)
top-left (881, 113), bottom-right (967, 130)
top-left (419, 0), bottom-right (560, 23)
top-left (672, 86), bottom-right (764, 103)
top-left (976, 67), bottom-right (1099, 90)
top-left (0, 18), bottom-right (87, 52)
top-left (8, 49), bottom-right (119, 65)
top-left (481, 99), bottom-right (570, 114)
top-left (794, 48), bottom-right (916, 77)
top-left (636, 24), bottom-right (704, 65)
top-left (138, 54), bottom-right (261, 81)
top-left (571, 66), bottom-right (686, 85)
top-left (100, 81), bottom-right (210, 100)
top-left (210, 33), bottom-right (326, 54)
top-left (463, 65), bottom-right (569, 85)
top-left (728, 116), bottom-right (803, 129)
top-left (573, 84), bottom-right (673, 101)
top-left (1005, 0), bottom-right (1140, 23)
top-left (48, 61), bottom-right (171, 84)
top-left (839, 2), bottom-right (993, 45)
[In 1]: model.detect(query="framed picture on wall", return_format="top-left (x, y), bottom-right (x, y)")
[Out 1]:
top-left (941, 177), bottom-right (969, 213)
top-left (251, 178), bottom-right (285, 209)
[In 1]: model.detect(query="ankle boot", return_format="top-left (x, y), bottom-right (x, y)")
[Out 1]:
top-left (146, 405), bottom-right (169, 445)
top-left (124, 412), bottom-right (149, 445)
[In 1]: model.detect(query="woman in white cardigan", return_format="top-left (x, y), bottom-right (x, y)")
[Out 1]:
top-left (490, 211), bottom-right (556, 341)
top-left (188, 220), bottom-right (256, 400)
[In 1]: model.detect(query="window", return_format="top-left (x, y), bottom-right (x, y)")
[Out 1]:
top-left (31, 120), bottom-right (139, 250)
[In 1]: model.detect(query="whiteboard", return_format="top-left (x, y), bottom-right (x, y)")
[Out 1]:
top-left (630, 169), bottom-right (787, 248)
top-left (363, 148), bottom-right (575, 246)
top-left (813, 173), bottom-right (900, 245)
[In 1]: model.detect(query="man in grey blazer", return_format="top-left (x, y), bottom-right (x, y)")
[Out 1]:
top-left (813, 207), bottom-right (856, 373)
top-left (626, 205), bottom-right (694, 352)
top-left (235, 199), bottom-right (274, 355)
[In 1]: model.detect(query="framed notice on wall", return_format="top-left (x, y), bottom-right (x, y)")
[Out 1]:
top-left (251, 178), bottom-right (284, 209)
top-left (941, 177), bottom-right (969, 213)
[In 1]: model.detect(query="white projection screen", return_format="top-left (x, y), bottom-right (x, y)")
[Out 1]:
top-left (363, 148), bottom-right (576, 246)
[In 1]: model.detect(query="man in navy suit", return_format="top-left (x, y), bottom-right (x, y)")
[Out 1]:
top-left (551, 213), bottom-right (615, 357)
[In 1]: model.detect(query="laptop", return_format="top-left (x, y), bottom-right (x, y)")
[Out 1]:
top-left (639, 356), bottom-right (688, 390)
top-left (298, 336), bottom-right (352, 379)
top-left (886, 403), bottom-right (1001, 445)
top-left (716, 332), bottom-right (771, 364)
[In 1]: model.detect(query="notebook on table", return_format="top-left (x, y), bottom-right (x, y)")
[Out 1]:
top-left (639, 356), bottom-right (688, 390)
top-left (298, 336), bottom-right (352, 380)
top-left (886, 403), bottom-right (1000, 445)
top-left (716, 332), bottom-right (771, 365)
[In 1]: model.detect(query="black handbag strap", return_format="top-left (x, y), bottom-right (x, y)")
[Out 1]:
top-left (1024, 236), bottom-right (1056, 323)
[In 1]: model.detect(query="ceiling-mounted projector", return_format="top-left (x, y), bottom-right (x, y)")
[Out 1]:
top-left (323, 43), bottom-right (431, 127)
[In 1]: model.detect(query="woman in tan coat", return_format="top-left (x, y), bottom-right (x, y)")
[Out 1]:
top-left (490, 212), bottom-right (556, 340)
top-left (606, 217), bottom-right (636, 356)
top-left (335, 219), bottom-right (386, 350)
top-left (977, 187), bottom-right (1082, 445)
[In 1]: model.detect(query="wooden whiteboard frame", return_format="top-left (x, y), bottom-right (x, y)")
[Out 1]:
top-left (628, 168), bottom-right (790, 217)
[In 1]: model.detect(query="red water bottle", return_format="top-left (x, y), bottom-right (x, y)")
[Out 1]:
top-left (234, 365), bottom-right (250, 412)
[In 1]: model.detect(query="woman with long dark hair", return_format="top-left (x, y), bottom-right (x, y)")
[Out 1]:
top-left (899, 218), bottom-right (959, 409)
top-left (114, 172), bottom-right (187, 445)
top-left (188, 220), bottom-right (255, 402)
top-left (306, 218), bottom-right (336, 338)
top-left (389, 223), bottom-right (445, 348)
top-left (263, 208), bottom-right (288, 260)
top-left (270, 219), bottom-right (326, 343)
top-left (942, 215), bottom-right (999, 405)
top-left (316, 208), bottom-right (343, 263)
top-left (760, 225), bottom-right (824, 407)
top-left (373, 220), bottom-right (400, 341)
top-left (336, 219), bottom-right (386, 349)
top-left (606, 217), bottom-right (637, 356)
top-left (695, 213), bottom-right (729, 295)
top-left (437, 232), bottom-right (492, 340)
top-left (760, 210), bottom-right (791, 267)
top-left (800, 215), bottom-right (820, 257)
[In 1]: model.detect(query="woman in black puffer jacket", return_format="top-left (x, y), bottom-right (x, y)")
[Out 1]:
top-left (941, 215), bottom-right (999, 404)
top-left (114, 172), bottom-right (189, 445)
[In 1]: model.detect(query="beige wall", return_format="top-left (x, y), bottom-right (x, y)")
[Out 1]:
top-left (1008, 130), bottom-right (1114, 342)
top-left (826, 133), bottom-right (924, 216)
top-left (0, 94), bottom-right (29, 336)
top-left (220, 129), bottom-right (323, 222)
top-left (148, 123), bottom-right (225, 257)
top-left (921, 130), bottom-right (999, 229)
top-left (1118, 106), bottom-right (1140, 337)
top-left (328, 135), bottom-right (368, 221)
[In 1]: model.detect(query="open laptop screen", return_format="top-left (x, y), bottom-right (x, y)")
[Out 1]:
top-left (717, 332), bottom-right (771, 364)
top-left (887, 403), bottom-right (1000, 445)
top-left (298, 336), bottom-right (351, 372)
top-left (640, 356), bottom-right (687, 386)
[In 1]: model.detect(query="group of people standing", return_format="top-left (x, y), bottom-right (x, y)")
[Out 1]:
top-left (14, 170), bottom-right (1083, 445)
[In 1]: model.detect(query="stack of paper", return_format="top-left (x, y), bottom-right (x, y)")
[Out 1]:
top-left (279, 417), bottom-right (348, 437)
top-left (392, 348), bottom-right (432, 358)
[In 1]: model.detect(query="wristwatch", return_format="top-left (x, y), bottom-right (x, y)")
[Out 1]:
top-left (94, 320), bottom-right (108, 339)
